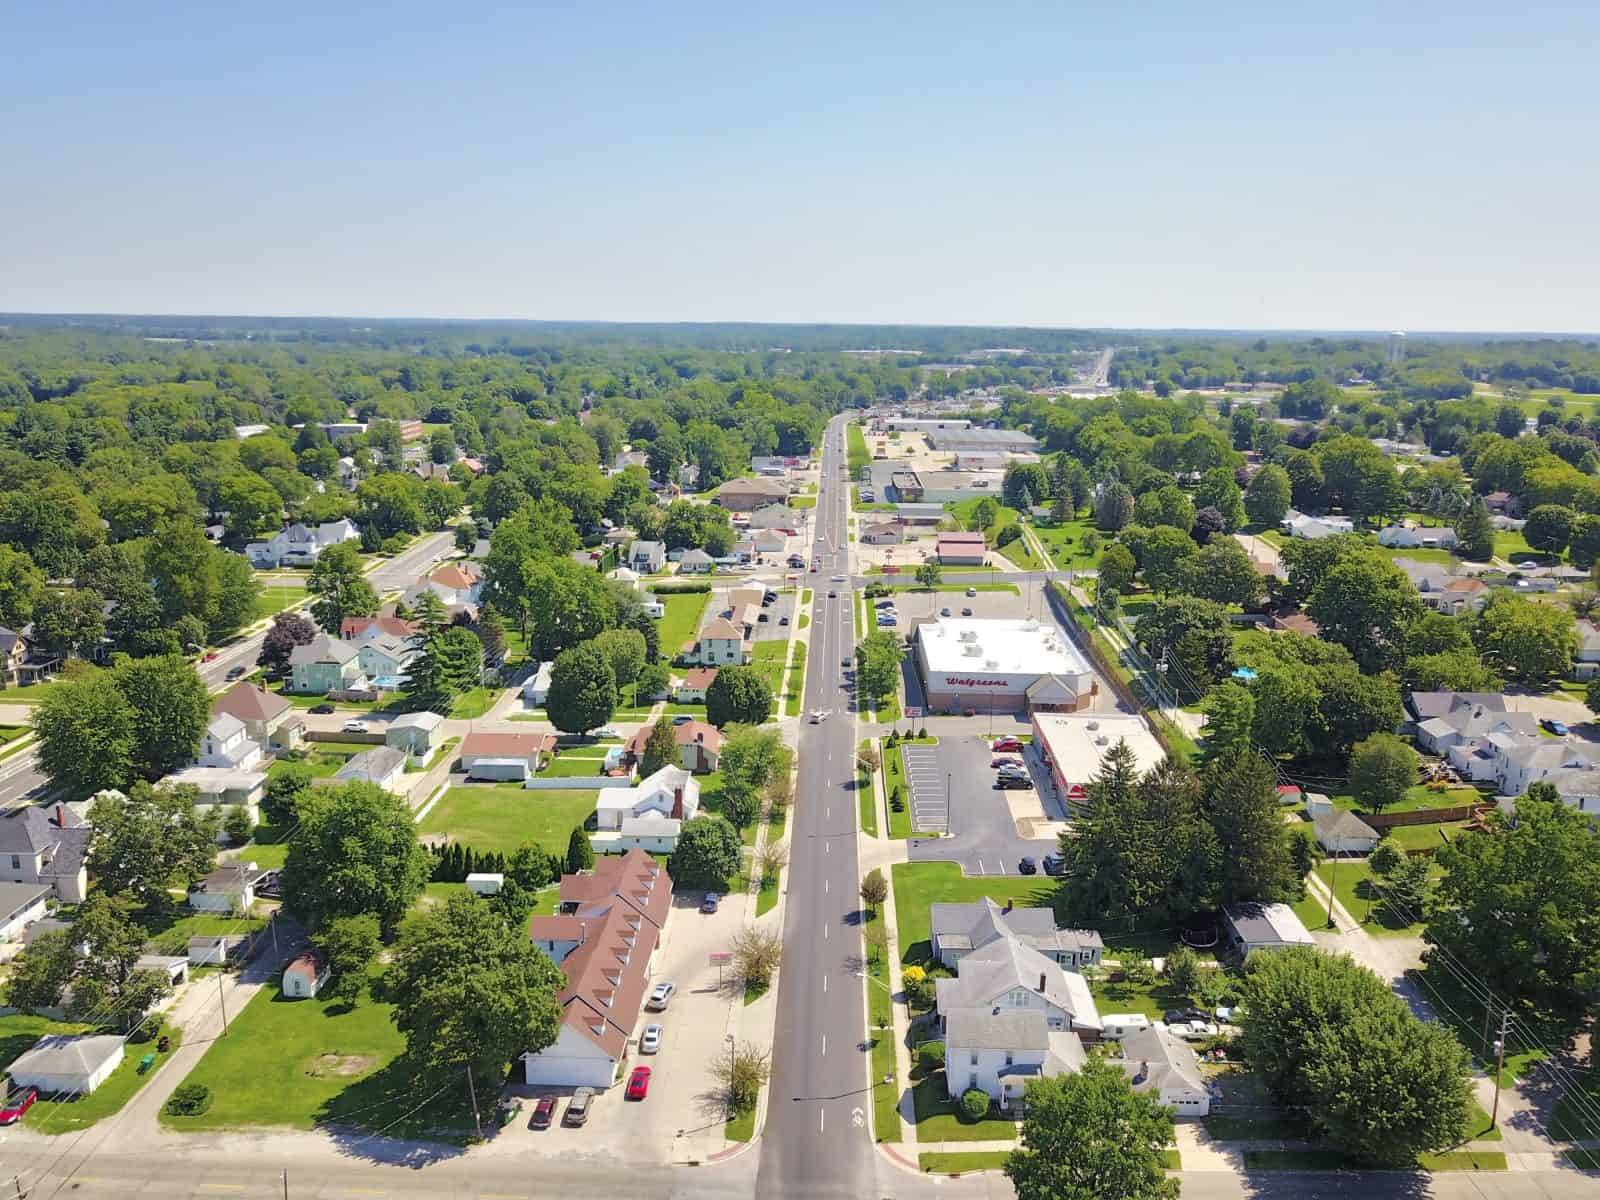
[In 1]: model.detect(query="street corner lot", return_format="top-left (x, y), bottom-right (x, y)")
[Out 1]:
top-left (503, 891), bottom-right (749, 1164)
top-left (906, 733), bottom-right (1059, 877)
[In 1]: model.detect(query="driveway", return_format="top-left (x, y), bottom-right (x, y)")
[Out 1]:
top-left (906, 734), bottom-right (1058, 876)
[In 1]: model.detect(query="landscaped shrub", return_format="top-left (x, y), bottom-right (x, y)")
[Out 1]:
top-left (890, 787), bottom-right (905, 813)
top-left (959, 1087), bottom-right (990, 1122)
top-left (917, 1040), bottom-right (945, 1071)
top-left (996, 524), bottom-right (1021, 547)
top-left (164, 1082), bottom-right (212, 1117)
top-left (648, 581), bottom-right (711, 594)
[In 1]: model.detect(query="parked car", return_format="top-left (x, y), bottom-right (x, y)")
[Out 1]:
top-left (1042, 853), bottom-right (1066, 877)
top-left (673, 714), bottom-right (693, 725)
top-left (564, 1088), bottom-right (594, 1126)
top-left (201, 652), bottom-right (219, 663)
top-left (1017, 856), bottom-right (1038, 875)
top-left (991, 755), bottom-right (1023, 768)
top-left (875, 599), bottom-right (895, 608)
top-left (1169, 1020), bottom-right (1220, 1040)
top-left (966, 586), bottom-right (978, 597)
top-left (779, 616), bottom-right (789, 626)
top-left (342, 720), bottom-right (370, 734)
top-left (625, 1066), bottom-right (652, 1100)
top-left (309, 703), bottom-right (335, 714)
top-left (589, 727), bottom-right (620, 740)
top-left (757, 613), bottom-right (769, 623)
top-left (1541, 718), bottom-right (1570, 736)
top-left (646, 981), bottom-right (676, 1011)
top-left (1163, 1007), bottom-right (1211, 1025)
top-left (640, 1024), bottom-right (663, 1054)
top-left (529, 1094), bottom-right (558, 1129)
top-left (701, 892), bottom-right (720, 913)
top-left (828, 590), bottom-right (837, 598)
top-left (940, 607), bottom-right (952, 616)
top-left (961, 606), bottom-right (973, 616)
top-left (842, 658), bottom-right (852, 669)
top-left (992, 737), bottom-right (1024, 752)
top-left (0, 1086), bottom-right (37, 1125)
top-left (832, 574), bottom-right (845, 582)
top-left (997, 775), bottom-right (1031, 790)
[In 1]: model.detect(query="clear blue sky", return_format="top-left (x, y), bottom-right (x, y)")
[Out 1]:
top-left (4, 1), bottom-right (1596, 331)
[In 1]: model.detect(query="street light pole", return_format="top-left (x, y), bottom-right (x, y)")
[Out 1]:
top-left (1490, 1012), bottom-right (1511, 1126)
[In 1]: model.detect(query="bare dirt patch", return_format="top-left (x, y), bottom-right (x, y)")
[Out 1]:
top-left (305, 1053), bottom-right (378, 1078)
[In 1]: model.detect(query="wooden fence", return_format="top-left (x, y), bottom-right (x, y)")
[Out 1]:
top-left (1364, 804), bottom-right (1482, 829)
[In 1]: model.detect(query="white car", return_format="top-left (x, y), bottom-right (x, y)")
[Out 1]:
top-left (341, 720), bottom-right (370, 734)
top-left (831, 574), bottom-right (845, 582)
top-left (646, 981), bottom-right (676, 1011)
top-left (809, 709), bottom-right (829, 724)
top-left (640, 1023), bottom-right (663, 1054)
top-left (1169, 1019), bottom-right (1219, 1040)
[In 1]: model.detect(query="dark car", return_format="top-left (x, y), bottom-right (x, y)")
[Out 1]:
top-left (701, 892), bottom-right (720, 914)
top-left (1541, 718), bottom-right (1570, 736)
top-left (1042, 853), bottom-right (1066, 877)
top-left (309, 703), bottom-right (335, 714)
top-left (225, 666), bottom-right (246, 680)
top-left (529, 1094), bottom-right (558, 1129)
top-left (1017, 857), bottom-right (1038, 875)
top-left (1163, 1007), bottom-right (1211, 1025)
top-left (997, 775), bottom-right (1031, 790)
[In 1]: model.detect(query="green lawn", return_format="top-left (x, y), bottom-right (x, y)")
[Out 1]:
top-left (655, 590), bottom-right (711, 659)
top-left (783, 642), bottom-right (807, 717)
top-left (1204, 1114), bottom-right (1310, 1140)
top-left (21, 1023), bottom-right (183, 1133)
top-left (1492, 529), bottom-right (1542, 562)
top-left (251, 585), bottom-right (309, 622)
top-left (891, 862), bottom-right (1055, 966)
top-left (1551, 1078), bottom-right (1600, 1140)
top-left (136, 910), bottom-right (269, 956)
top-left (919, 1151), bottom-right (1010, 1174)
top-left (417, 788), bottom-right (596, 856)
top-left (237, 820), bottom-right (295, 868)
top-left (0, 724), bottom-right (27, 745)
top-left (857, 739), bottom-right (878, 837)
top-left (1387, 820), bottom-right (1472, 851)
top-left (0, 678), bottom-right (67, 704)
top-left (999, 537), bottom-right (1045, 571)
top-left (538, 755), bottom-right (618, 777)
top-left (911, 1074), bottom-right (1018, 1142)
top-left (789, 495), bottom-right (816, 509)
top-left (1330, 784), bottom-right (1484, 816)
top-left (847, 423), bottom-right (870, 473)
top-left (1313, 861), bottom-right (1428, 935)
top-left (270, 742), bottom-right (369, 780)
top-left (1030, 517), bottom-right (1101, 569)
top-left (752, 638), bottom-right (787, 697)
top-left (726, 1104), bottom-right (756, 1142)
top-left (161, 977), bottom-right (475, 1139)
top-left (945, 498), bottom-right (1023, 545)
top-left (448, 686), bottom-right (497, 719)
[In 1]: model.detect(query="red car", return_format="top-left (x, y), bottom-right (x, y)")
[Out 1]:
top-left (625, 1066), bottom-right (652, 1100)
top-left (201, 652), bottom-right (219, 663)
top-left (529, 1094), bottom-right (558, 1129)
top-left (991, 737), bottom-right (1023, 752)
top-left (0, 1086), bottom-right (37, 1125)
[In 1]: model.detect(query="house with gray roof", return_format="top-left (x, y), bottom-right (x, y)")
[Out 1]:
top-left (331, 746), bottom-right (408, 793)
top-left (934, 934), bottom-right (1102, 1036)
top-left (288, 634), bottom-right (366, 695)
top-left (942, 1005), bottom-right (1087, 1113)
top-left (1117, 1024), bottom-right (1211, 1115)
top-left (1306, 795), bottom-right (1381, 854)
top-left (8, 1034), bottom-right (125, 1096)
top-left (930, 898), bottom-right (1102, 971)
top-left (0, 804), bottom-right (89, 903)
top-left (1221, 901), bottom-right (1315, 959)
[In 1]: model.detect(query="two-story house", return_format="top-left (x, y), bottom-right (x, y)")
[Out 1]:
top-left (1488, 735), bottom-right (1599, 795)
top-left (628, 540), bottom-right (666, 574)
top-left (211, 680), bottom-right (301, 753)
top-left (197, 713), bottom-right (264, 771)
top-left (288, 635), bottom-right (367, 695)
top-left (1572, 620), bottom-right (1600, 681)
top-left (934, 936), bottom-right (1103, 1037)
top-left (246, 519), bottom-right (360, 568)
top-left (0, 805), bottom-right (89, 903)
top-left (357, 634), bottom-right (418, 684)
top-left (942, 1006), bottom-right (1087, 1114)
top-left (930, 899), bottom-right (1104, 972)
top-left (687, 617), bottom-right (750, 666)
top-left (421, 563), bottom-right (482, 609)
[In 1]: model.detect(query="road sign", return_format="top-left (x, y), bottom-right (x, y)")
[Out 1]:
top-left (882, 565), bottom-right (899, 574)
top-left (708, 952), bottom-right (733, 966)
top-left (904, 706), bottom-right (923, 718)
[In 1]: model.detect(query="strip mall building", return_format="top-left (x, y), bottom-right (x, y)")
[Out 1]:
top-left (913, 618), bottom-right (1096, 714)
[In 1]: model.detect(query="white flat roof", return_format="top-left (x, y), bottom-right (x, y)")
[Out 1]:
top-left (1033, 713), bottom-right (1166, 783)
top-left (918, 618), bottom-right (1087, 678)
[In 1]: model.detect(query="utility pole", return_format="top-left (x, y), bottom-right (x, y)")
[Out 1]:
top-left (217, 971), bottom-right (229, 1035)
top-left (466, 1065), bottom-right (482, 1139)
top-left (1490, 1011), bottom-right (1511, 1126)
top-left (281, 1170), bottom-right (289, 1200)
top-left (1325, 851), bottom-right (1339, 930)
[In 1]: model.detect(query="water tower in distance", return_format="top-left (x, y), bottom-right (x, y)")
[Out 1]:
top-left (1387, 330), bottom-right (1406, 365)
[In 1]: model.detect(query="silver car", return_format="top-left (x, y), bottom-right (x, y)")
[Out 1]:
top-left (641, 1023), bottom-right (663, 1054)
top-left (646, 981), bottom-right (676, 1011)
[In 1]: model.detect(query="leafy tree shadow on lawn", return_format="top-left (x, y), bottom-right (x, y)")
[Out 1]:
top-left (315, 1055), bottom-right (476, 1165)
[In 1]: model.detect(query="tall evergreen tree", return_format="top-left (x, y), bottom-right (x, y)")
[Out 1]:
top-left (1204, 750), bottom-right (1297, 904)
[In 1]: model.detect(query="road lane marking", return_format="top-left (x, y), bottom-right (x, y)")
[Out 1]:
top-left (824, 879), bottom-right (829, 894)
top-left (824, 923), bottom-right (829, 939)
top-left (822, 1035), bottom-right (827, 1056)
top-left (820, 1108), bottom-right (825, 1133)
top-left (823, 975), bottom-right (828, 993)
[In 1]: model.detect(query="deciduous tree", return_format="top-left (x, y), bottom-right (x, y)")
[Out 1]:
top-left (283, 783), bottom-right (429, 933)
top-left (1348, 734), bottom-right (1417, 813)
top-left (667, 816), bottom-right (741, 890)
top-left (87, 782), bottom-right (220, 909)
top-left (546, 641), bottom-right (618, 733)
top-left (706, 663), bottom-right (772, 727)
top-left (314, 914), bottom-right (382, 1005)
top-left (308, 542), bottom-right (379, 633)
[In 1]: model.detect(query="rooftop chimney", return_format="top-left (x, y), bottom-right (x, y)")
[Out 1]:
top-left (55, 804), bottom-right (65, 827)
top-left (671, 787), bottom-right (684, 821)
top-left (1038, 972), bottom-right (1047, 992)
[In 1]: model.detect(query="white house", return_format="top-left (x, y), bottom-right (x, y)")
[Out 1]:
top-left (1119, 1025), bottom-right (1212, 1116)
top-left (0, 805), bottom-right (90, 903)
top-left (357, 634), bottom-right (418, 683)
top-left (1488, 735), bottom-right (1598, 795)
top-left (1415, 699), bottom-right (1539, 783)
top-left (935, 935), bottom-right (1103, 1036)
top-left (188, 864), bottom-right (264, 914)
top-left (0, 882), bottom-right (50, 942)
top-left (386, 711), bottom-right (445, 763)
top-left (687, 617), bottom-right (750, 666)
top-left (1281, 510), bottom-right (1354, 540)
top-left (420, 563), bottom-right (482, 608)
top-left (165, 768), bottom-right (265, 830)
top-left (746, 504), bottom-right (794, 531)
top-left (677, 549), bottom-right (715, 574)
top-left (595, 766), bottom-right (699, 833)
top-left (522, 661), bottom-right (554, 706)
top-left (629, 541), bottom-right (666, 574)
top-left (1549, 769), bottom-right (1600, 819)
top-left (8, 1034), bottom-right (125, 1096)
top-left (930, 899), bottom-right (1103, 972)
top-left (197, 713), bottom-right (263, 771)
top-left (331, 746), bottom-right (409, 793)
top-left (1378, 524), bottom-right (1459, 550)
top-left (1573, 621), bottom-right (1600, 681)
top-left (942, 1006), bottom-right (1086, 1113)
top-left (245, 519), bottom-right (360, 568)
top-left (1221, 902), bottom-right (1315, 959)
top-left (465, 873), bottom-right (504, 896)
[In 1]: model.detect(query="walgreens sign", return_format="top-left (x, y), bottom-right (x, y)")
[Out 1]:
top-left (943, 676), bottom-right (1012, 689)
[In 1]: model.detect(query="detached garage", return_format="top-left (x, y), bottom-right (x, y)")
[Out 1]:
top-left (8, 1034), bottom-right (125, 1096)
top-left (522, 1021), bottom-right (623, 1090)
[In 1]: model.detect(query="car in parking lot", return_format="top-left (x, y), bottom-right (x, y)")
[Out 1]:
top-left (992, 736), bottom-right (1024, 752)
top-left (991, 755), bottom-right (1023, 768)
top-left (646, 981), bottom-right (676, 1011)
top-left (779, 615), bottom-right (789, 625)
top-left (875, 598), bottom-right (895, 608)
top-left (701, 892), bottom-right (719, 913)
top-left (997, 774), bottom-right (1031, 790)
top-left (530, 1094), bottom-right (558, 1129)
top-left (226, 666), bottom-right (246, 680)
top-left (831, 574), bottom-right (845, 582)
top-left (626, 1066), bottom-right (652, 1100)
top-left (961, 606), bottom-right (973, 616)
top-left (966, 586), bottom-right (978, 597)
top-left (640, 1024), bottom-right (663, 1054)
top-left (564, 1088), bottom-right (594, 1125)
top-left (828, 590), bottom-right (837, 598)
top-left (757, 612), bottom-right (769, 623)
top-left (940, 607), bottom-right (952, 616)
top-left (1017, 856), bottom-right (1038, 875)
top-left (1541, 717), bottom-right (1570, 735)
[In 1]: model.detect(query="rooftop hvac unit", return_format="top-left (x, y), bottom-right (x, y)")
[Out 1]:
top-left (959, 630), bottom-right (978, 642)
top-left (984, 660), bottom-right (998, 670)
top-left (1086, 720), bottom-right (1099, 730)
top-left (1094, 735), bottom-right (1109, 746)
top-left (963, 644), bottom-right (982, 656)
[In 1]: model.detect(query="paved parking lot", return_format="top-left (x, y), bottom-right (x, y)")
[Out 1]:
top-left (902, 742), bottom-right (947, 832)
top-left (907, 733), bottom-right (1058, 876)
top-left (492, 891), bottom-right (747, 1165)
top-left (750, 592), bottom-right (795, 641)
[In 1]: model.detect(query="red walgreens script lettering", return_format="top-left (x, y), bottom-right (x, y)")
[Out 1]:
top-left (943, 677), bottom-right (1010, 688)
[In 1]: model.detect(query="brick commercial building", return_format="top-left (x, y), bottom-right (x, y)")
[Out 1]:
top-left (914, 618), bottom-right (1095, 715)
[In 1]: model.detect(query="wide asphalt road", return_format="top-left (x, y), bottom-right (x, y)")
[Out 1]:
top-left (0, 530), bottom-right (456, 813)
top-left (754, 414), bottom-right (880, 1199)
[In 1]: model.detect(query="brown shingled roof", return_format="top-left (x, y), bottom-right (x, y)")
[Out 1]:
top-left (211, 681), bottom-right (291, 725)
top-left (461, 731), bottom-right (555, 759)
